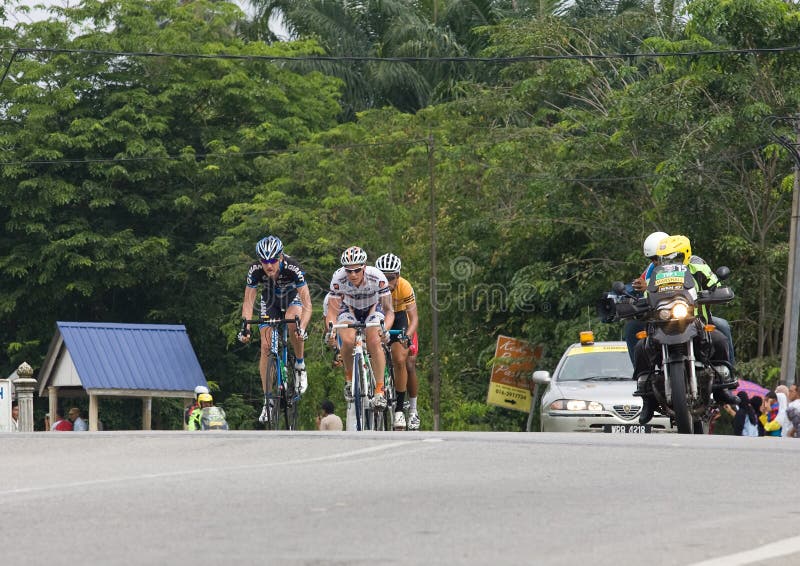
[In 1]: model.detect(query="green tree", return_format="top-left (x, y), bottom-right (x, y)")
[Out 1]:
top-left (0, 0), bottom-right (342, 392)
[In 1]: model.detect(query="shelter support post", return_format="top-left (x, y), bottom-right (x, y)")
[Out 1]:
top-left (142, 396), bottom-right (152, 430)
top-left (89, 394), bottom-right (99, 432)
top-left (48, 386), bottom-right (58, 432)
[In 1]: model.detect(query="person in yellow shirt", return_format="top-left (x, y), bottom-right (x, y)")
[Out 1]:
top-left (375, 253), bottom-right (418, 430)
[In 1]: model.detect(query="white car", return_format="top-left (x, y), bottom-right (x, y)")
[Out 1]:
top-left (533, 333), bottom-right (674, 433)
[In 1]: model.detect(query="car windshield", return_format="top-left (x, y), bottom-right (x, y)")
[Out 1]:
top-left (557, 350), bottom-right (633, 382)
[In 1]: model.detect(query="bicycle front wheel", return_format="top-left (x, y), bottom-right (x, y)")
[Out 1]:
top-left (353, 354), bottom-right (368, 431)
top-left (382, 344), bottom-right (397, 431)
top-left (282, 352), bottom-right (299, 431)
top-left (264, 355), bottom-right (281, 430)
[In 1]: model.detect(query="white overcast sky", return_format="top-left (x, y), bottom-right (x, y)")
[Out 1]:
top-left (5, 0), bottom-right (262, 25)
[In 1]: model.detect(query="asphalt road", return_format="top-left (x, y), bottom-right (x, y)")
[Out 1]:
top-left (3, 431), bottom-right (799, 566)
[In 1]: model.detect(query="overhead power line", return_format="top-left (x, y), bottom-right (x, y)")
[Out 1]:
top-left (1, 45), bottom-right (800, 64)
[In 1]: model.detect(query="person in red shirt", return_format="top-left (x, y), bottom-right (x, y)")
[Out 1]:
top-left (50, 410), bottom-right (73, 431)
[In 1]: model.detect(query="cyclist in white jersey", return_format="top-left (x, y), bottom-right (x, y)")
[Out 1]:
top-left (325, 246), bottom-right (394, 409)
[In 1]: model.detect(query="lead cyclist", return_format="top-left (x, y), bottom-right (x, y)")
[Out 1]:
top-left (325, 246), bottom-right (394, 410)
top-left (238, 235), bottom-right (313, 423)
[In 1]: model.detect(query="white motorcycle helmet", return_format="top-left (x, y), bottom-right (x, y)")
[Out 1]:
top-left (643, 231), bottom-right (669, 259)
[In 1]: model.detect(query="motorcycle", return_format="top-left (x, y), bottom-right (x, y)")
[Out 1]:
top-left (608, 263), bottom-right (735, 434)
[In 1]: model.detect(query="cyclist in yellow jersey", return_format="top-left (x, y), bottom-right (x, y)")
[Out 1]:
top-left (375, 253), bottom-right (418, 430)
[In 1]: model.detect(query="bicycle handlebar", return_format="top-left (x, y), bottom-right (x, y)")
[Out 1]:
top-left (243, 315), bottom-right (301, 326)
top-left (242, 315), bottom-right (303, 338)
top-left (330, 321), bottom-right (385, 330)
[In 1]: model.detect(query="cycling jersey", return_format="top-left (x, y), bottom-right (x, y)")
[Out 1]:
top-left (246, 254), bottom-right (306, 312)
top-left (391, 276), bottom-right (416, 312)
top-left (329, 266), bottom-right (390, 311)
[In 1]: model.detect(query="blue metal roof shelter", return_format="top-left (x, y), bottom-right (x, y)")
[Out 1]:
top-left (38, 322), bottom-right (208, 431)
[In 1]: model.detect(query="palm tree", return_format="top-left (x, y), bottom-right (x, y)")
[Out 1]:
top-left (245, 0), bottom-right (574, 115)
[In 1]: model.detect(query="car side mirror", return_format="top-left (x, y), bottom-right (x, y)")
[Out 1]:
top-left (532, 370), bottom-right (551, 385)
top-left (715, 266), bottom-right (731, 281)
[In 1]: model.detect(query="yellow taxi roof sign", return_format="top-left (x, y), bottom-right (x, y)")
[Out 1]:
top-left (566, 343), bottom-right (628, 355)
top-left (579, 331), bottom-right (594, 345)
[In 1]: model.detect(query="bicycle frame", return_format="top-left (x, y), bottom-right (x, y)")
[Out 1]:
top-left (331, 320), bottom-right (383, 431)
top-left (245, 315), bottom-right (301, 430)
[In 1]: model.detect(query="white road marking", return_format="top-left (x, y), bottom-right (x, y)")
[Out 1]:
top-left (0, 440), bottom-right (419, 498)
top-left (687, 535), bottom-right (800, 566)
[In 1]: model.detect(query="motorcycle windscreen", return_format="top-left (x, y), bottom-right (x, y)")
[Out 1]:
top-left (646, 264), bottom-right (697, 307)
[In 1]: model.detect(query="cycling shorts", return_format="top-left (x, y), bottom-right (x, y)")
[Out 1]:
top-left (337, 301), bottom-right (384, 325)
top-left (259, 296), bottom-right (302, 329)
top-left (389, 311), bottom-right (409, 344)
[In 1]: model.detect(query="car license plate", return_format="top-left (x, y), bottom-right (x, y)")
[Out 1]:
top-left (603, 424), bottom-right (652, 434)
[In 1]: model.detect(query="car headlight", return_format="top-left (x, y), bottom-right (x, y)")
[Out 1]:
top-left (549, 399), bottom-right (604, 411)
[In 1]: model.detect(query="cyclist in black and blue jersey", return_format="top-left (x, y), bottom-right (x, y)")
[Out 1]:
top-left (238, 235), bottom-right (313, 423)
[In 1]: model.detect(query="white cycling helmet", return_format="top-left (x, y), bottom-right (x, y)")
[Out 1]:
top-left (340, 246), bottom-right (368, 266)
top-left (643, 231), bottom-right (669, 258)
top-left (375, 253), bottom-right (401, 273)
top-left (194, 385), bottom-right (209, 397)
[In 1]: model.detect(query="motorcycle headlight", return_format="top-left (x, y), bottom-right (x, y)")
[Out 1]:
top-left (671, 302), bottom-right (690, 319)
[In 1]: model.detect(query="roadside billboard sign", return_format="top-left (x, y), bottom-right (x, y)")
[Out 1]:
top-left (487, 336), bottom-right (542, 413)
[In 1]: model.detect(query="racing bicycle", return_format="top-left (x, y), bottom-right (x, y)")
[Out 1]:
top-left (242, 315), bottom-right (302, 430)
top-left (375, 329), bottom-right (407, 430)
top-left (329, 320), bottom-right (394, 431)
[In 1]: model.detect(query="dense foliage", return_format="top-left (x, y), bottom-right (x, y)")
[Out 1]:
top-left (2, 0), bottom-right (799, 430)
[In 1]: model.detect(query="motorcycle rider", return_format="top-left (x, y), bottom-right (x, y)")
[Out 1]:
top-left (623, 231), bottom-right (669, 363)
top-left (626, 232), bottom-right (736, 366)
top-left (633, 235), bottom-right (739, 424)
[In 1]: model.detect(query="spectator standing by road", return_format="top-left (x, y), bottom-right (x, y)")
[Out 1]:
top-left (50, 410), bottom-right (73, 431)
top-left (760, 392), bottom-right (781, 437)
top-left (786, 385), bottom-right (800, 437)
top-left (776, 385), bottom-right (791, 436)
top-left (732, 392), bottom-right (758, 437)
top-left (69, 407), bottom-right (88, 431)
top-left (11, 402), bottom-right (18, 432)
top-left (749, 396), bottom-right (765, 436)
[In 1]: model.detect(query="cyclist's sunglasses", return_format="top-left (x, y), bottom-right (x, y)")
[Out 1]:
top-left (385, 273), bottom-right (399, 281)
top-left (260, 258), bottom-right (279, 265)
top-left (345, 267), bottom-right (363, 274)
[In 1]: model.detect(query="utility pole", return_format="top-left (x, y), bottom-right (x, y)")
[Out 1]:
top-left (776, 116), bottom-right (800, 388)
top-left (427, 134), bottom-right (441, 430)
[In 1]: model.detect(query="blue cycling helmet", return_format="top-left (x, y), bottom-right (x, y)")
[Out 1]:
top-left (256, 236), bottom-right (283, 261)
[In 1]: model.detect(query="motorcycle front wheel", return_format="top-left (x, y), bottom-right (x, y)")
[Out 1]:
top-left (668, 361), bottom-right (693, 434)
